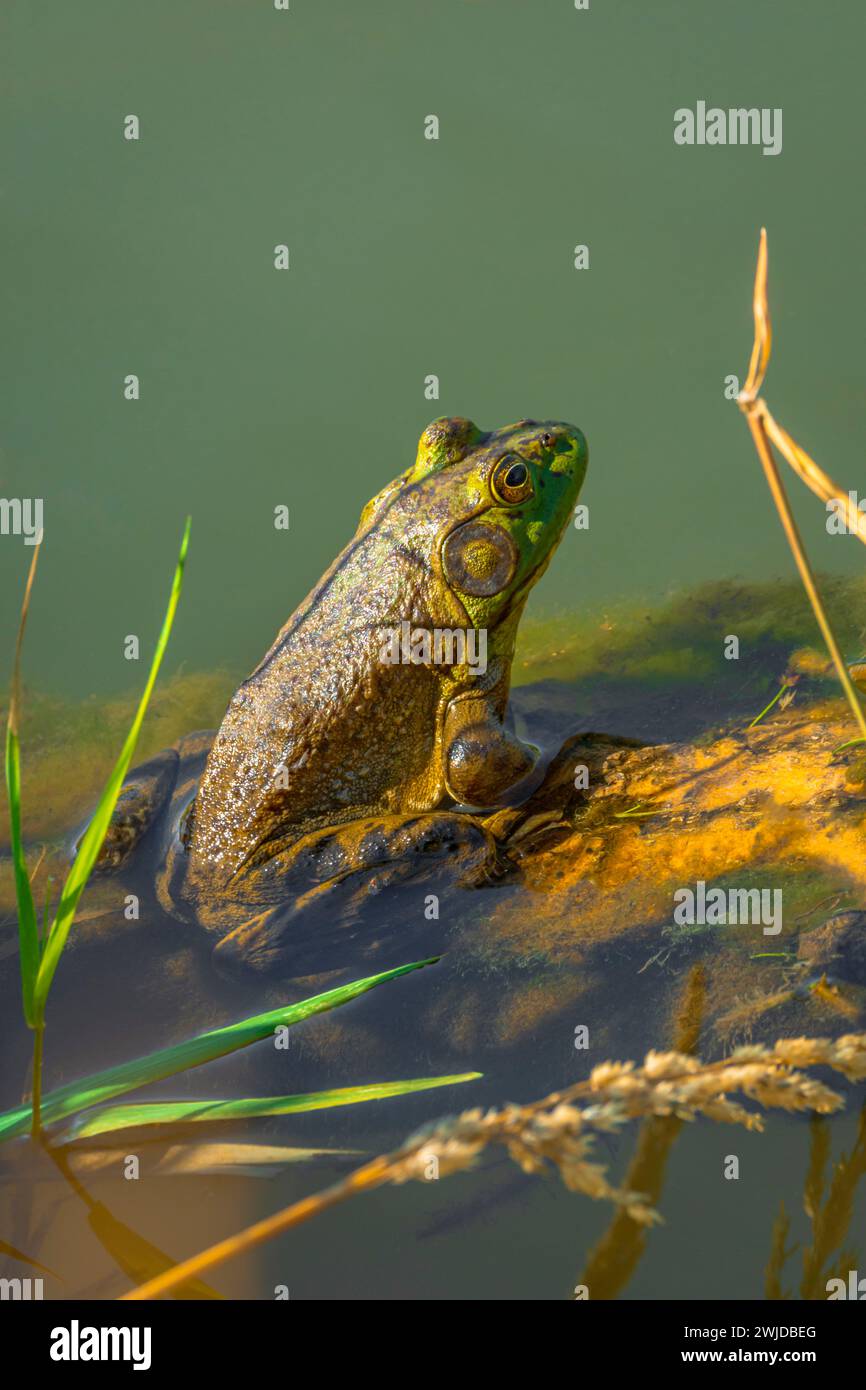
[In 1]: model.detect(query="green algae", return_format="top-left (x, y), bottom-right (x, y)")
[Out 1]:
top-left (0, 669), bottom-right (235, 850)
top-left (514, 573), bottom-right (866, 689)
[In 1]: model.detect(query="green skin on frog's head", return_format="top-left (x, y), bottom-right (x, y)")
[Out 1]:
top-left (362, 416), bottom-right (587, 634)
top-left (183, 415), bottom-right (589, 891)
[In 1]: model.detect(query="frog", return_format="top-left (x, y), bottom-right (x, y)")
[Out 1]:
top-left (93, 416), bottom-right (588, 976)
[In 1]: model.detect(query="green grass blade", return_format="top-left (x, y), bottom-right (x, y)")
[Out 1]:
top-left (34, 519), bottom-right (191, 1017)
top-left (5, 729), bottom-right (38, 1026)
top-left (0, 957), bottom-right (438, 1141)
top-left (64, 1072), bottom-right (482, 1140)
top-left (4, 545), bottom-right (41, 1027)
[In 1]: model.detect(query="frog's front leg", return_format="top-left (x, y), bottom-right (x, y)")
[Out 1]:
top-left (442, 690), bottom-right (539, 809)
top-left (211, 811), bottom-right (496, 976)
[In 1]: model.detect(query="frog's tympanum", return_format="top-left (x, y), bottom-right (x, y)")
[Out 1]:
top-left (96, 417), bottom-right (588, 974)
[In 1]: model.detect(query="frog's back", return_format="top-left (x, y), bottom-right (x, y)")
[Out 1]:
top-left (187, 501), bottom-right (466, 880)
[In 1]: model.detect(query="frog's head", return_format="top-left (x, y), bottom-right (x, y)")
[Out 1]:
top-left (413, 416), bottom-right (588, 628)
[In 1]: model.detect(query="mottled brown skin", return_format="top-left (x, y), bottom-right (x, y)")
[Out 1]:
top-left (100, 416), bottom-right (588, 974)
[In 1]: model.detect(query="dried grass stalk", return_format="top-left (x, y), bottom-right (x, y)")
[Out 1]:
top-left (121, 1031), bottom-right (866, 1301)
top-left (738, 229), bottom-right (866, 741)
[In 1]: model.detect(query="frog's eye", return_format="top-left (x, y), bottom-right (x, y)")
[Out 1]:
top-left (491, 455), bottom-right (534, 506)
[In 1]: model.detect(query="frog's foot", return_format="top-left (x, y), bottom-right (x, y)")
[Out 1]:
top-left (211, 811), bottom-right (498, 976)
top-left (445, 723), bottom-right (540, 809)
top-left (441, 686), bottom-right (543, 809)
top-left (84, 749), bottom-right (180, 871)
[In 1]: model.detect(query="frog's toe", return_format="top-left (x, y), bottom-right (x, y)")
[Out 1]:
top-left (212, 889), bottom-right (379, 976)
top-left (82, 749), bottom-right (179, 872)
top-left (212, 906), bottom-right (290, 977)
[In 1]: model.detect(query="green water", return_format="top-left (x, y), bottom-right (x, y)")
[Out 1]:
top-left (4, 0), bottom-right (866, 697)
